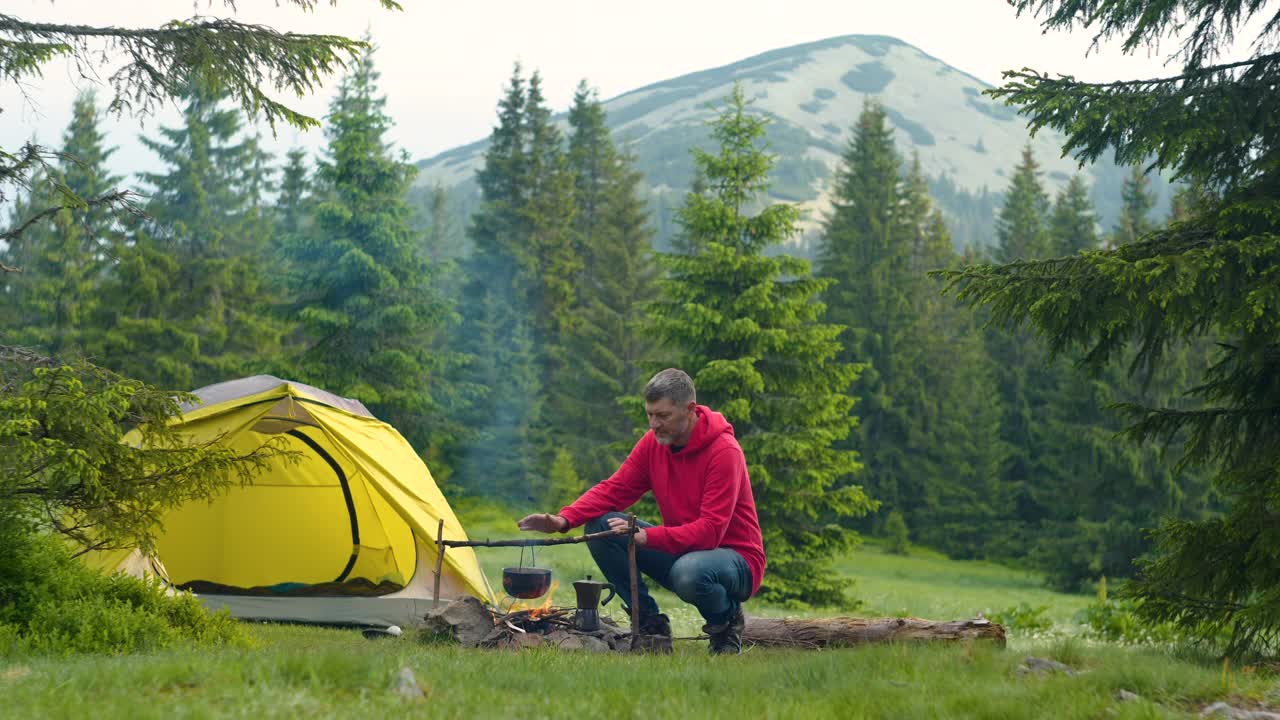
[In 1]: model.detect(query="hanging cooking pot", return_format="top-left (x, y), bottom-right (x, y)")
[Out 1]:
top-left (502, 545), bottom-right (552, 599)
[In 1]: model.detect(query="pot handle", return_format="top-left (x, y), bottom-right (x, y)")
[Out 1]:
top-left (600, 583), bottom-right (616, 606)
top-left (519, 544), bottom-right (538, 569)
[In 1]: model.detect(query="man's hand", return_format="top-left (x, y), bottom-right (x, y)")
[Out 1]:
top-left (607, 516), bottom-right (647, 546)
top-left (517, 513), bottom-right (567, 534)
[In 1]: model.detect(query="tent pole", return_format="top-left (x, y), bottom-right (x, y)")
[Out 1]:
top-left (433, 518), bottom-right (445, 608)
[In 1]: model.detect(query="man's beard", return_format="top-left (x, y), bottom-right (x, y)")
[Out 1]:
top-left (654, 415), bottom-right (690, 446)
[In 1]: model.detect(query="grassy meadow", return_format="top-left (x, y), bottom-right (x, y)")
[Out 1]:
top-left (458, 499), bottom-right (1088, 634)
top-left (1, 502), bottom-right (1277, 719)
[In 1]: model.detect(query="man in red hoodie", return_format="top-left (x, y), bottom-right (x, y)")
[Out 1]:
top-left (518, 368), bottom-right (766, 654)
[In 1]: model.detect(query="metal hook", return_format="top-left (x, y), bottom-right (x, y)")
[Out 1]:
top-left (518, 544), bottom-right (537, 568)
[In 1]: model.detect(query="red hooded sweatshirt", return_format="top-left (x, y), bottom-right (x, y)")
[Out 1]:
top-left (558, 405), bottom-right (766, 596)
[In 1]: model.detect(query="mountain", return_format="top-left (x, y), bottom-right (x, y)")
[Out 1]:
top-left (413, 34), bottom-right (1172, 254)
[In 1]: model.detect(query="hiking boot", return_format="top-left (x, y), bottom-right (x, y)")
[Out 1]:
top-left (703, 607), bottom-right (745, 655)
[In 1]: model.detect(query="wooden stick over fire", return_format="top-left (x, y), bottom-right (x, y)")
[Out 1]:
top-left (439, 526), bottom-right (636, 548)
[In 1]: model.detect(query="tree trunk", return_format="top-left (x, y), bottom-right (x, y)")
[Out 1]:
top-left (742, 616), bottom-right (1005, 648)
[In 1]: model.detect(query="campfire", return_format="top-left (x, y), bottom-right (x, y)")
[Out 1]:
top-left (492, 583), bottom-right (581, 638)
top-left (425, 595), bottom-right (635, 652)
top-left (423, 514), bottom-right (665, 652)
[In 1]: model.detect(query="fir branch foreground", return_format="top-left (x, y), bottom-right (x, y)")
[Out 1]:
top-left (1, 13), bottom-right (366, 130)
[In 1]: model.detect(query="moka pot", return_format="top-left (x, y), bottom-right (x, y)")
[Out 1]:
top-left (572, 575), bottom-right (616, 631)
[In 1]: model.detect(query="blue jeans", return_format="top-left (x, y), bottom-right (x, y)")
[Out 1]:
top-left (583, 512), bottom-right (752, 626)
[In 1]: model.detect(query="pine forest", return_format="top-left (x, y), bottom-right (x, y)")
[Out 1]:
top-left (3, 0), bottom-right (1278, 666)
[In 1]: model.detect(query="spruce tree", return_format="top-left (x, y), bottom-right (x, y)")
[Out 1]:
top-left (1049, 174), bottom-right (1100, 255)
top-left (276, 147), bottom-right (312, 239)
top-left (269, 146), bottom-right (312, 297)
top-left (456, 66), bottom-right (591, 501)
top-left (1023, 348), bottom-right (1212, 591)
top-left (287, 45), bottom-right (457, 455)
top-left (240, 133), bottom-right (275, 222)
top-left (455, 64), bottom-right (545, 499)
top-left (458, 288), bottom-right (545, 500)
top-left (981, 145), bottom-right (1058, 557)
top-left (946, 0), bottom-right (1280, 655)
top-left (814, 101), bottom-right (911, 527)
top-left (560, 82), bottom-right (658, 486)
top-left (422, 183), bottom-right (461, 263)
top-left (0, 91), bottom-right (119, 354)
top-left (650, 85), bottom-right (873, 606)
top-left (897, 157), bottom-right (1009, 558)
top-left (521, 72), bottom-right (580, 356)
top-left (815, 109), bottom-right (1003, 554)
top-left (88, 79), bottom-right (289, 389)
top-left (994, 145), bottom-right (1052, 262)
top-left (1168, 182), bottom-right (1215, 223)
top-left (1110, 165), bottom-right (1156, 247)
top-left (521, 75), bottom-right (581, 485)
top-left (1039, 170), bottom-right (1213, 589)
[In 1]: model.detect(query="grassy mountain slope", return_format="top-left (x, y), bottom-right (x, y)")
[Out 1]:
top-left (416, 35), bottom-right (1171, 253)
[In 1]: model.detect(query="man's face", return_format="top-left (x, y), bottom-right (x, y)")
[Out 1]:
top-left (646, 397), bottom-right (696, 446)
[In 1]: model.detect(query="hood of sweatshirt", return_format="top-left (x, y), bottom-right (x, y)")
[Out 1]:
top-left (670, 405), bottom-right (734, 455)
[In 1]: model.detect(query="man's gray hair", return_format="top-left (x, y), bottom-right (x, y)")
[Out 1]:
top-left (644, 368), bottom-right (696, 405)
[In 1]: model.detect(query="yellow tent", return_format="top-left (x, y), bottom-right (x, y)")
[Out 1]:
top-left (86, 375), bottom-right (494, 627)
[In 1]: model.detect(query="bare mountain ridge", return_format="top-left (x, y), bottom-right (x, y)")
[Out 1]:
top-left (415, 34), bottom-right (1169, 252)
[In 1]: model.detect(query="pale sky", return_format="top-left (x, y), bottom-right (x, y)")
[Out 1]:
top-left (0, 0), bottom-right (1266, 179)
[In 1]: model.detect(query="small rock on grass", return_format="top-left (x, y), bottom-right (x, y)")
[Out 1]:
top-left (554, 634), bottom-right (611, 653)
top-left (1116, 689), bottom-right (1141, 702)
top-left (1199, 702), bottom-right (1280, 719)
top-left (512, 633), bottom-right (545, 650)
top-left (1018, 656), bottom-right (1076, 676)
top-left (394, 666), bottom-right (426, 700)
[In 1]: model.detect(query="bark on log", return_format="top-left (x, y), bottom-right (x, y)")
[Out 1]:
top-left (742, 616), bottom-right (1005, 649)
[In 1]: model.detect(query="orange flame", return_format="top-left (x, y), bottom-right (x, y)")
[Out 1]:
top-left (506, 580), bottom-right (559, 617)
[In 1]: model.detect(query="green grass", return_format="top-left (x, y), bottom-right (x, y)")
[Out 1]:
top-left (2, 502), bottom-right (1277, 718)
top-left (843, 543), bottom-right (1092, 626)
top-left (2, 626), bottom-right (1277, 719)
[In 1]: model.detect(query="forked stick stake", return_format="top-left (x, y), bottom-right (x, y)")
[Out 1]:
top-left (433, 517), bottom-right (445, 608)
top-left (628, 513), bottom-right (640, 650)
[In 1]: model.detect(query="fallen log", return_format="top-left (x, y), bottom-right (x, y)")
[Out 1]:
top-left (742, 616), bottom-right (1005, 648)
